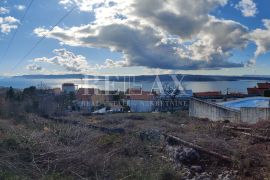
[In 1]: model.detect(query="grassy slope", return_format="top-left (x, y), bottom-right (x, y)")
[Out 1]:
top-left (0, 112), bottom-right (270, 179)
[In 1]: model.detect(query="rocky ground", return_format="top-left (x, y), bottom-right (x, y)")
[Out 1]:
top-left (1, 111), bottom-right (270, 179)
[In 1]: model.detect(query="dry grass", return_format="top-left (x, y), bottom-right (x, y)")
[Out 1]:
top-left (0, 114), bottom-right (181, 179)
top-left (1, 111), bottom-right (270, 179)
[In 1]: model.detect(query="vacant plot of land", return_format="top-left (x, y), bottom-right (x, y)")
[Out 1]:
top-left (1, 111), bottom-right (270, 179)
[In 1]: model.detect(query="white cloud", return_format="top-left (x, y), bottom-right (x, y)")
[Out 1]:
top-left (250, 19), bottom-right (270, 57)
top-left (59, 0), bottom-right (105, 12)
top-left (33, 0), bottom-right (252, 71)
top-left (26, 64), bottom-right (43, 71)
top-left (32, 49), bottom-right (91, 73)
top-left (0, 16), bottom-right (20, 34)
top-left (123, 0), bottom-right (228, 39)
top-left (96, 59), bottom-right (127, 69)
top-left (246, 58), bottom-right (256, 67)
top-left (179, 17), bottom-right (249, 63)
top-left (0, 7), bottom-right (9, 14)
top-left (29, 49), bottom-right (125, 73)
top-left (14, 5), bottom-right (26, 11)
top-left (235, 0), bottom-right (258, 17)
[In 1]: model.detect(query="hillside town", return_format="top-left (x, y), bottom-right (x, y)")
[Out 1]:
top-left (60, 82), bottom-right (192, 114)
top-left (19, 81), bottom-right (270, 125)
top-left (2, 81), bottom-right (270, 179)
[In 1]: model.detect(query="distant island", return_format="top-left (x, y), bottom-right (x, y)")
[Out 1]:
top-left (12, 74), bottom-right (270, 82)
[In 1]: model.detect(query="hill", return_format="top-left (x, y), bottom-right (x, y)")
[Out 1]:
top-left (13, 74), bottom-right (270, 82)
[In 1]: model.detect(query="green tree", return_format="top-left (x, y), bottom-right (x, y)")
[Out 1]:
top-left (23, 86), bottom-right (37, 97)
top-left (264, 90), bottom-right (270, 97)
top-left (6, 87), bottom-right (15, 100)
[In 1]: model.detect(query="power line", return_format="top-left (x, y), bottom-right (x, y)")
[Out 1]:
top-left (0, 0), bottom-right (35, 64)
top-left (11, 6), bottom-right (76, 72)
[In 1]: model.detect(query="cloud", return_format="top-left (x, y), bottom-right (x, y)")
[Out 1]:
top-left (32, 49), bottom-right (91, 73)
top-left (96, 59), bottom-right (128, 69)
top-left (0, 7), bottom-right (9, 14)
top-left (0, 16), bottom-right (20, 34)
top-left (26, 64), bottom-right (43, 71)
top-left (59, 0), bottom-right (104, 11)
top-left (34, 0), bottom-right (250, 71)
top-left (235, 0), bottom-right (258, 17)
top-left (179, 17), bottom-right (249, 63)
top-left (246, 58), bottom-right (256, 67)
top-left (250, 19), bottom-right (270, 58)
top-left (124, 0), bottom-right (228, 39)
top-left (14, 5), bottom-right (26, 11)
top-left (29, 48), bottom-right (128, 73)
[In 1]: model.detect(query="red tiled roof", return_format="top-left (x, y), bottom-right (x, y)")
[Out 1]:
top-left (193, 91), bottom-right (222, 97)
top-left (77, 88), bottom-right (100, 101)
top-left (247, 88), bottom-right (266, 95)
top-left (127, 89), bottom-right (154, 101)
top-left (127, 88), bottom-right (142, 95)
top-left (257, 83), bottom-right (270, 89)
top-left (77, 88), bottom-right (98, 95)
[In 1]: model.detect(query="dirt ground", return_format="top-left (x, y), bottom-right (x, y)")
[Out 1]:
top-left (1, 111), bottom-right (270, 179)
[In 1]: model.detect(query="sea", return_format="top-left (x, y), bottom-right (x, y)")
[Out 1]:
top-left (0, 77), bottom-right (264, 93)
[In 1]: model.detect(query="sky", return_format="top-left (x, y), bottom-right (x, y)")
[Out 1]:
top-left (0, 0), bottom-right (270, 76)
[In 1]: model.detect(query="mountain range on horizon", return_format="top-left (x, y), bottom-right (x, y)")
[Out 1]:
top-left (10, 74), bottom-right (270, 82)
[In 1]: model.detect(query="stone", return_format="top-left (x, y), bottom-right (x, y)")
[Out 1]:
top-left (139, 129), bottom-right (161, 143)
top-left (193, 172), bottom-right (212, 180)
top-left (191, 165), bottom-right (203, 173)
top-left (176, 147), bottom-right (200, 164)
top-left (218, 170), bottom-right (236, 180)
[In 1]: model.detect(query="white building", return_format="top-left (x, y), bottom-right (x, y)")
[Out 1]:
top-left (126, 89), bottom-right (155, 112)
top-left (62, 83), bottom-right (76, 93)
top-left (127, 99), bottom-right (154, 112)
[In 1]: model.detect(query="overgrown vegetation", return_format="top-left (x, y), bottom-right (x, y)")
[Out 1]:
top-left (0, 116), bottom-right (180, 179)
top-left (0, 87), bottom-right (75, 121)
top-left (0, 87), bottom-right (270, 179)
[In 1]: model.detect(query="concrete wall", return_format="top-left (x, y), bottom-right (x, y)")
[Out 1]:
top-left (189, 98), bottom-right (241, 123)
top-left (241, 108), bottom-right (270, 124)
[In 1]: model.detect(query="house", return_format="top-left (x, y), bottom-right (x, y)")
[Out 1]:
top-left (76, 88), bottom-right (98, 112)
top-left (126, 89), bottom-right (155, 112)
top-left (247, 87), bottom-right (266, 96)
top-left (76, 94), bottom-right (92, 112)
top-left (52, 88), bottom-right (62, 96)
top-left (156, 89), bottom-right (192, 112)
top-left (62, 83), bottom-right (76, 93)
top-left (257, 82), bottom-right (270, 89)
top-left (77, 88), bottom-right (98, 96)
top-left (76, 87), bottom-right (124, 112)
top-left (91, 94), bottom-right (108, 106)
top-left (247, 82), bottom-right (270, 96)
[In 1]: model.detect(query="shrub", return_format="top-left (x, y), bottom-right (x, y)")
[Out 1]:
top-left (126, 114), bottom-right (145, 121)
top-left (264, 90), bottom-right (270, 97)
top-left (1, 138), bottom-right (19, 150)
top-left (0, 171), bottom-right (21, 180)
